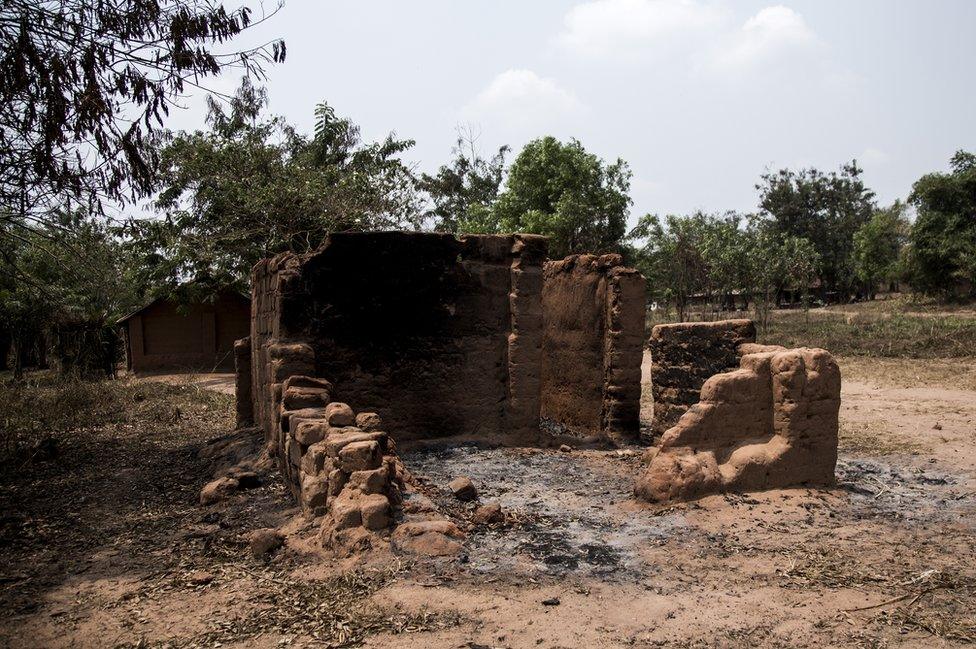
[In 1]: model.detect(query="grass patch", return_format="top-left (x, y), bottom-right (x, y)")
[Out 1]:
top-left (822, 294), bottom-right (976, 317)
top-left (761, 310), bottom-right (976, 359)
top-left (0, 371), bottom-right (233, 470)
top-left (646, 299), bottom-right (976, 360)
top-left (838, 356), bottom-right (976, 391)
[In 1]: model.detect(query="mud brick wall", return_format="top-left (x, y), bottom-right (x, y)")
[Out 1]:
top-left (541, 254), bottom-right (646, 443)
top-left (233, 337), bottom-right (253, 428)
top-left (635, 344), bottom-right (840, 503)
top-left (249, 252), bottom-right (304, 452)
top-left (648, 319), bottom-right (756, 437)
top-left (247, 232), bottom-right (548, 454)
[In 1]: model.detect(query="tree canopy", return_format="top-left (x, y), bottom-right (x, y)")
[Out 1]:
top-left (0, 0), bottom-right (285, 231)
top-left (490, 137), bottom-right (632, 258)
top-left (425, 136), bottom-right (632, 258)
top-left (0, 211), bottom-right (140, 374)
top-left (853, 201), bottom-right (911, 297)
top-left (906, 151), bottom-right (976, 297)
top-left (127, 81), bottom-right (422, 296)
top-left (418, 128), bottom-right (508, 234)
top-left (757, 161), bottom-right (875, 297)
top-left (628, 212), bottom-right (819, 327)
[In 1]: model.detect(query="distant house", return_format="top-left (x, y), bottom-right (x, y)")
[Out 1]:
top-left (118, 290), bottom-right (250, 373)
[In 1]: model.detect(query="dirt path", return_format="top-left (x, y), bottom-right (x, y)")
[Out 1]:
top-left (842, 378), bottom-right (976, 468)
top-left (133, 371), bottom-right (236, 395)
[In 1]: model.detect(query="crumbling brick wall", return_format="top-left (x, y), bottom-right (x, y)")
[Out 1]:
top-left (233, 337), bottom-right (253, 429)
top-left (635, 344), bottom-right (840, 502)
top-left (648, 319), bottom-right (756, 438)
top-left (249, 252), bottom-right (304, 465)
top-left (247, 232), bottom-right (548, 470)
top-left (541, 254), bottom-right (646, 443)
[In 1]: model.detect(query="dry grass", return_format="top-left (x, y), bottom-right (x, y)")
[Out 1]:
top-left (821, 294), bottom-right (976, 317)
top-left (0, 374), bottom-right (461, 648)
top-left (838, 356), bottom-right (976, 391)
top-left (780, 547), bottom-right (976, 644)
top-left (838, 419), bottom-right (924, 456)
top-left (763, 310), bottom-right (976, 359)
top-left (646, 299), bottom-right (976, 360)
top-left (878, 584), bottom-right (976, 645)
top-left (778, 545), bottom-right (888, 590)
top-left (0, 371), bottom-right (233, 468)
top-left (110, 559), bottom-right (462, 649)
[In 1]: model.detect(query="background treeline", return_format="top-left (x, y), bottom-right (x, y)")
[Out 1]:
top-left (127, 81), bottom-right (976, 315)
top-left (3, 80), bottom-right (973, 375)
top-left (2, 0), bottom-right (975, 377)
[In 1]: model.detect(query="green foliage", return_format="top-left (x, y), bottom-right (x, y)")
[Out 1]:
top-left (0, 0), bottom-right (285, 228)
top-left (757, 161), bottom-right (875, 297)
top-left (128, 81), bottom-right (423, 296)
top-left (742, 221), bottom-right (820, 331)
top-left (418, 129), bottom-right (509, 233)
top-left (852, 201), bottom-right (911, 295)
top-left (628, 212), bottom-right (819, 327)
top-left (487, 137), bottom-right (632, 258)
top-left (906, 150), bottom-right (976, 297)
top-left (628, 212), bottom-right (709, 320)
top-left (1, 1), bottom-right (284, 376)
top-left (0, 212), bottom-right (141, 375)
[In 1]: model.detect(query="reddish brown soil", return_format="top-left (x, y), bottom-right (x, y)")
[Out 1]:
top-left (1, 357), bottom-right (974, 648)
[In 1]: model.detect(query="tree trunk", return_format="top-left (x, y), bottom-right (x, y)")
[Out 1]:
top-left (35, 332), bottom-right (49, 370)
top-left (12, 336), bottom-right (23, 379)
top-left (0, 330), bottom-right (9, 371)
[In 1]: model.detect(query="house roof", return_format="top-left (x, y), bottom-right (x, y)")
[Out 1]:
top-left (115, 289), bottom-right (250, 325)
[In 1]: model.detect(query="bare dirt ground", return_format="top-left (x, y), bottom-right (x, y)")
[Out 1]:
top-left (131, 371), bottom-right (236, 395)
top-left (1, 354), bottom-right (974, 648)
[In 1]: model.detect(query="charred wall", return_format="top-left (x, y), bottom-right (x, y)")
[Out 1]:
top-left (540, 254), bottom-right (646, 443)
top-left (248, 232), bottom-right (547, 450)
top-left (648, 319), bottom-right (756, 438)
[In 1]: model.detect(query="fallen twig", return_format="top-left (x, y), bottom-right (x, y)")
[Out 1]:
top-left (844, 587), bottom-right (939, 613)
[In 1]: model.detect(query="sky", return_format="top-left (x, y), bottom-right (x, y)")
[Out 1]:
top-left (166, 0), bottom-right (976, 229)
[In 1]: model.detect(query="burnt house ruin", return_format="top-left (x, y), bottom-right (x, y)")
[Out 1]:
top-left (230, 231), bottom-right (840, 547)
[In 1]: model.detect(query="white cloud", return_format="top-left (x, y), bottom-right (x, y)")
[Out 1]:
top-left (461, 69), bottom-right (586, 131)
top-left (860, 147), bottom-right (890, 167)
top-left (555, 0), bottom-right (726, 61)
top-left (555, 1), bottom-right (823, 76)
top-left (710, 5), bottom-right (819, 73)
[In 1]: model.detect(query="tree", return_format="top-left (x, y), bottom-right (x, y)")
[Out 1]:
top-left (0, 212), bottom-right (141, 376)
top-left (0, 0), bottom-right (285, 232)
top-left (628, 213), bottom-right (710, 321)
top-left (741, 220), bottom-right (819, 331)
top-left (757, 161), bottom-right (875, 299)
top-left (852, 201), bottom-right (911, 297)
top-left (905, 150), bottom-right (976, 297)
top-left (698, 212), bottom-right (747, 311)
top-left (418, 127), bottom-right (508, 233)
top-left (628, 212), bottom-right (819, 326)
top-left (486, 137), bottom-right (632, 258)
top-left (128, 81), bottom-right (422, 296)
